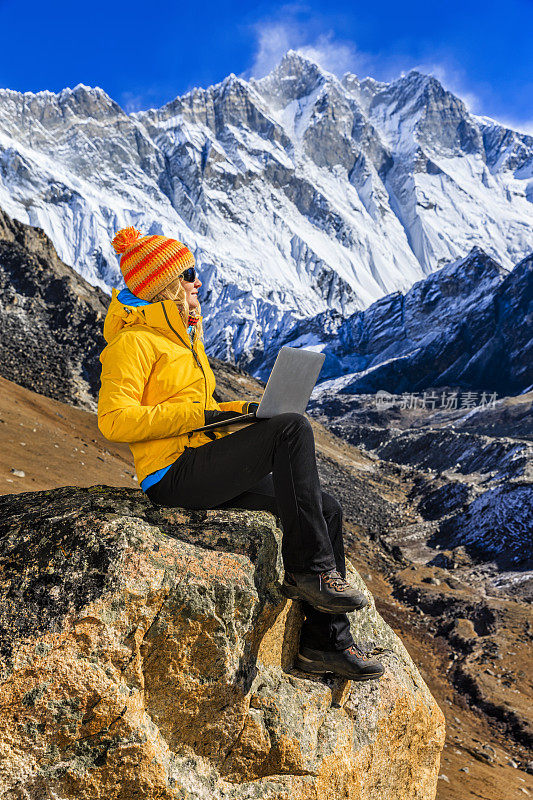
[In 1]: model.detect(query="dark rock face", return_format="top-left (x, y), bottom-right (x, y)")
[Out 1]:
top-left (0, 208), bottom-right (109, 410)
top-left (433, 482), bottom-right (533, 570)
top-left (0, 486), bottom-right (126, 662)
top-left (390, 561), bottom-right (533, 751)
top-left (287, 247), bottom-right (533, 395)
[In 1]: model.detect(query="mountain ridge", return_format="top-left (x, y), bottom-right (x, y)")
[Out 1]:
top-left (0, 50), bottom-right (531, 371)
top-left (0, 207), bottom-right (530, 411)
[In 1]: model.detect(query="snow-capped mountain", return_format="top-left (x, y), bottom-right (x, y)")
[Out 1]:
top-left (0, 50), bottom-right (531, 370)
top-left (288, 247), bottom-right (533, 396)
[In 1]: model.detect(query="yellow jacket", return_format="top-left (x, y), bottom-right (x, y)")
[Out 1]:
top-left (97, 287), bottom-right (251, 486)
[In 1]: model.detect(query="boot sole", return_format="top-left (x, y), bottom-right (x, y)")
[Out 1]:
top-left (280, 582), bottom-right (369, 614)
top-left (295, 655), bottom-right (384, 681)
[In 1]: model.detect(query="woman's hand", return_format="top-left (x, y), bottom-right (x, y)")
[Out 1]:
top-left (204, 409), bottom-right (242, 426)
top-left (203, 402), bottom-right (259, 427)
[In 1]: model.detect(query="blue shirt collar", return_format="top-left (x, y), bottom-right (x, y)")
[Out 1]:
top-left (116, 287), bottom-right (151, 307)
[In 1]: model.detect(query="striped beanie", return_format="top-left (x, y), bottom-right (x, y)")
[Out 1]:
top-left (111, 226), bottom-right (195, 301)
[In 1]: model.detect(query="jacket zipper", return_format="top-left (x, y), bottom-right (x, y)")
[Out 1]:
top-left (160, 303), bottom-right (210, 434)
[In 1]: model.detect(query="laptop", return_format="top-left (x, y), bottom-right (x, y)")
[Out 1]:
top-left (189, 346), bottom-right (326, 434)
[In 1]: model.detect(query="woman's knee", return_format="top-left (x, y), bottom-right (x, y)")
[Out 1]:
top-left (322, 491), bottom-right (343, 520)
top-left (271, 411), bottom-right (312, 434)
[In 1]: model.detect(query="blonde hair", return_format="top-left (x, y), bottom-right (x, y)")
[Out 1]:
top-left (151, 275), bottom-right (204, 343)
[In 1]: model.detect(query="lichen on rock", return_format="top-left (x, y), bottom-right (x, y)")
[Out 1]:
top-left (0, 485), bottom-right (445, 799)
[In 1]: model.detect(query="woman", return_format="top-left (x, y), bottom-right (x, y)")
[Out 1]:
top-left (98, 226), bottom-right (384, 682)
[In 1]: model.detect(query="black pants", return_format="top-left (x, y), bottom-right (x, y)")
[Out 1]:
top-left (145, 412), bottom-right (354, 652)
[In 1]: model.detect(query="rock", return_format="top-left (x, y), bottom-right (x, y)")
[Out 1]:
top-left (0, 486), bottom-right (445, 800)
top-left (445, 577), bottom-right (466, 591)
top-left (449, 617), bottom-right (478, 653)
top-left (474, 749), bottom-right (495, 764)
top-left (459, 766), bottom-right (469, 773)
top-left (10, 468), bottom-right (25, 478)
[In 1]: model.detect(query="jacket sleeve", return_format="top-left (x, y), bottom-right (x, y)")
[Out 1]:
top-left (218, 400), bottom-right (249, 413)
top-left (98, 333), bottom-right (205, 443)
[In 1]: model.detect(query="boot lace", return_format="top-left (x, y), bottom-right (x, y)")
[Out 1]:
top-left (345, 643), bottom-right (369, 661)
top-left (319, 569), bottom-right (350, 593)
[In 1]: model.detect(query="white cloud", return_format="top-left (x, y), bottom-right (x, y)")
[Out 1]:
top-left (245, 15), bottom-right (372, 81)
top-left (120, 91), bottom-right (146, 114)
top-left (248, 21), bottom-right (294, 79)
top-left (299, 32), bottom-right (372, 78)
top-left (246, 19), bottom-right (533, 136)
top-left (495, 118), bottom-right (533, 136)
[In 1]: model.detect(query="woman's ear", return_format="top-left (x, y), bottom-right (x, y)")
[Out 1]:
top-left (156, 276), bottom-right (182, 303)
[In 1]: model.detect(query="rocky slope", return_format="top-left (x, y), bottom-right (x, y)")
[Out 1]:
top-left (309, 388), bottom-right (533, 599)
top-left (0, 485), bottom-right (445, 799)
top-left (308, 385), bottom-right (533, 775)
top-left (0, 207), bottom-right (109, 410)
top-left (0, 374), bottom-right (139, 494)
top-left (1, 375), bottom-right (531, 798)
top-left (0, 50), bottom-right (532, 367)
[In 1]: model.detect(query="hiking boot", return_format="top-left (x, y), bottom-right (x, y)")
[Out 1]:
top-left (280, 568), bottom-right (369, 614)
top-left (295, 643), bottom-right (385, 681)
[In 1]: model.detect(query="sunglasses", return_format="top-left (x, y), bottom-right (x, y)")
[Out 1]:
top-left (180, 267), bottom-right (197, 283)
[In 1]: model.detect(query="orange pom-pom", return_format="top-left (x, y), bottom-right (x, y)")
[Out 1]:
top-left (111, 226), bottom-right (143, 255)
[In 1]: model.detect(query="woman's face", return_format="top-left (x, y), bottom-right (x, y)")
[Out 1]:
top-left (181, 270), bottom-right (202, 310)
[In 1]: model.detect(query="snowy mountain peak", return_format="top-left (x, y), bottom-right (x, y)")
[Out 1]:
top-left (59, 83), bottom-right (109, 98)
top-left (284, 246), bottom-right (531, 395)
top-left (341, 74), bottom-right (387, 113)
top-left (55, 83), bottom-right (124, 120)
top-left (279, 48), bottom-right (329, 78)
top-left (0, 82), bottom-right (123, 140)
top-left (253, 49), bottom-right (333, 109)
top-left (363, 67), bottom-right (483, 158)
top-left (371, 68), bottom-right (445, 111)
top-left (0, 82), bottom-right (116, 109)
top-left (402, 68), bottom-right (433, 86)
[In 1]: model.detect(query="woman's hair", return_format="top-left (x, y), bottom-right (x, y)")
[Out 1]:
top-left (151, 275), bottom-right (204, 343)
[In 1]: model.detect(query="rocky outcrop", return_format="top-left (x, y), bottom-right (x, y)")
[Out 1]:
top-left (0, 207), bottom-right (109, 410)
top-left (0, 485), bottom-right (445, 799)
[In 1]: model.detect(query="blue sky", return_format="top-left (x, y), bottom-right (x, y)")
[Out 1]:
top-left (0, 0), bottom-right (531, 133)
